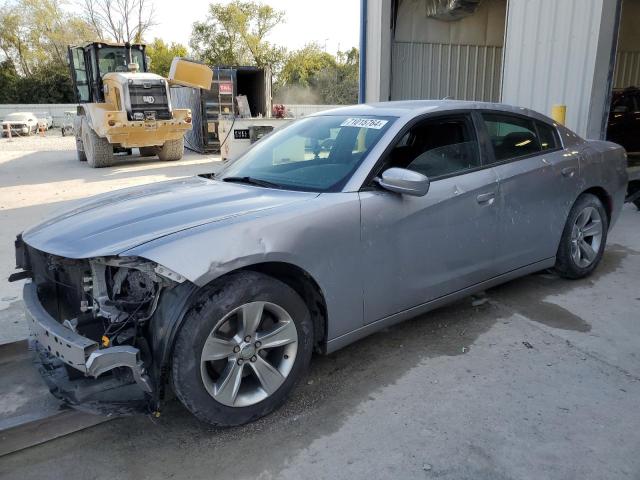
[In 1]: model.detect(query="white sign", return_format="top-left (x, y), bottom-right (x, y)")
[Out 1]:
top-left (340, 118), bottom-right (388, 129)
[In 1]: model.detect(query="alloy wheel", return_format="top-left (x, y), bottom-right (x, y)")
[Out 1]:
top-left (200, 301), bottom-right (298, 407)
top-left (570, 206), bottom-right (603, 268)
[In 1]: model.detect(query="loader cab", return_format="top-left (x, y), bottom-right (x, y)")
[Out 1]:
top-left (68, 42), bottom-right (148, 104)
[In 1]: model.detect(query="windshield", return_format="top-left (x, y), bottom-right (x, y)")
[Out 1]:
top-left (218, 115), bottom-right (395, 192)
top-left (97, 47), bottom-right (144, 74)
top-left (5, 113), bottom-right (31, 122)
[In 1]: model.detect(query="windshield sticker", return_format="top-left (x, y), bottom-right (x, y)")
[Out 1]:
top-left (340, 118), bottom-right (389, 129)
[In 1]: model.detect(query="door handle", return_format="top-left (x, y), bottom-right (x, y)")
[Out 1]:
top-left (561, 167), bottom-right (577, 178)
top-left (476, 192), bottom-right (495, 204)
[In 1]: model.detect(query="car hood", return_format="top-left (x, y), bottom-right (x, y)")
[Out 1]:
top-left (22, 176), bottom-right (318, 258)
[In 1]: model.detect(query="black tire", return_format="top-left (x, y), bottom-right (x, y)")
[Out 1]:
top-left (82, 117), bottom-right (114, 168)
top-left (139, 146), bottom-right (158, 157)
top-left (555, 193), bottom-right (608, 279)
top-left (157, 138), bottom-right (184, 161)
top-left (172, 271), bottom-right (314, 426)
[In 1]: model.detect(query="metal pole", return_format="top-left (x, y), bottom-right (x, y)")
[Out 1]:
top-left (359, 0), bottom-right (367, 104)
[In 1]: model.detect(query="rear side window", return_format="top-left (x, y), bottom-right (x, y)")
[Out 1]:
top-left (536, 121), bottom-right (560, 151)
top-left (482, 113), bottom-right (542, 161)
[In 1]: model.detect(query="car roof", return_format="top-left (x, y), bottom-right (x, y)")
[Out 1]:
top-left (313, 100), bottom-right (555, 124)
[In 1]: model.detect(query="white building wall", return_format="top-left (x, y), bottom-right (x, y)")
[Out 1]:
top-left (501, 0), bottom-right (621, 139)
top-left (364, 0), bottom-right (392, 102)
top-left (0, 104), bottom-right (78, 127)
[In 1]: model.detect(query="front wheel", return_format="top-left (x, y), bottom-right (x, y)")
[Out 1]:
top-left (82, 117), bottom-right (114, 168)
top-left (172, 271), bottom-right (313, 426)
top-left (157, 138), bottom-right (184, 161)
top-left (555, 193), bottom-right (608, 279)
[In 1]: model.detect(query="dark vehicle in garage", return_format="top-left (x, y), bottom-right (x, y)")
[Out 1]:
top-left (607, 87), bottom-right (640, 208)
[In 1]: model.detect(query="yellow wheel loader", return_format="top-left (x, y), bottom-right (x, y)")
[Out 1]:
top-left (68, 42), bottom-right (213, 167)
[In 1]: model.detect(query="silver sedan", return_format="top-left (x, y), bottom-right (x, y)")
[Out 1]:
top-left (11, 101), bottom-right (628, 425)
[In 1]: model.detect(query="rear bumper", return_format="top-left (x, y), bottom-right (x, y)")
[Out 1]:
top-left (103, 117), bottom-right (192, 148)
top-left (24, 282), bottom-right (153, 412)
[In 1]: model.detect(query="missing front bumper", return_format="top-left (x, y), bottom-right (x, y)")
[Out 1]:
top-left (33, 341), bottom-right (151, 416)
top-left (24, 282), bottom-right (153, 397)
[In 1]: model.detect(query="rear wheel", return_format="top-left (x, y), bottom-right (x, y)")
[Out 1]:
top-left (555, 193), bottom-right (608, 279)
top-left (82, 117), bottom-right (114, 168)
top-left (157, 138), bottom-right (184, 161)
top-left (172, 271), bottom-right (313, 426)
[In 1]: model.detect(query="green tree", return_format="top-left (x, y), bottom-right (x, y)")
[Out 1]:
top-left (146, 38), bottom-right (188, 77)
top-left (275, 46), bottom-right (359, 105)
top-left (278, 43), bottom-right (336, 88)
top-left (0, 59), bottom-right (19, 103)
top-left (0, 0), bottom-right (92, 103)
top-left (315, 47), bottom-right (359, 104)
top-left (17, 61), bottom-right (75, 103)
top-left (190, 1), bottom-right (285, 69)
top-left (0, 0), bottom-right (95, 76)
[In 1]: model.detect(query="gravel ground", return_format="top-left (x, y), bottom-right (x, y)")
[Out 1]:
top-left (0, 132), bottom-right (223, 344)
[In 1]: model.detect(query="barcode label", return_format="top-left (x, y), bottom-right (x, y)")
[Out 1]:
top-left (340, 118), bottom-right (388, 129)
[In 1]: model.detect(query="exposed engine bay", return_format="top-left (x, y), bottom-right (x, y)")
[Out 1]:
top-left (14, 240), bottom-right (187, 413)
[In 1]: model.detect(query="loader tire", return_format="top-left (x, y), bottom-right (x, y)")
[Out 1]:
top-left (157, 138), bottom-right (184, 161)
top-left (139, 146), bottom-right (158, 157)
top-left (82, 117), bottom-right (114, 168)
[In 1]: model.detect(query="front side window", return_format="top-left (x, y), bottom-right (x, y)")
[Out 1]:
top-left (219, 115), bottom-right (395, 192)
top-left (97, 47), bottom-right (145, 75)
top-left (482, 113), bottom-right (542, 161)
top-left (70, 47), bottom-right (90, 102)
top-left (383, 115), bottom-right (480, 179)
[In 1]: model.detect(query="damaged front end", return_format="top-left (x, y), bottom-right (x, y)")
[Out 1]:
top-left (12, 235), bottom-right (185, 415)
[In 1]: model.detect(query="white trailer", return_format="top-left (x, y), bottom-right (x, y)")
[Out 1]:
top-left (218, 117), bottom-right (292, 161)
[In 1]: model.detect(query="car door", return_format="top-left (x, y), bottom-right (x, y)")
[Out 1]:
top-left (359, 113), bottom-right (500, 323)
top-left (478, 111), bottom-right (579, 274)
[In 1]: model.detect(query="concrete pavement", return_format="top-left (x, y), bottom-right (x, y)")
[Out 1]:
top-left (0, 203), bottom-right (638, 479)
top-left (0, 133), bottom-right (223, 344)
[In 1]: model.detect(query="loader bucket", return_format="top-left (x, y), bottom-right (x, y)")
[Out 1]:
top-left (168, 58), bottom-right (213, 91)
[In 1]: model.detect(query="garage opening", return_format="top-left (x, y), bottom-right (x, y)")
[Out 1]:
top-left (390, 0), bottom-right (507, 102)
top-left (608, 0), bottom-right (640, 154)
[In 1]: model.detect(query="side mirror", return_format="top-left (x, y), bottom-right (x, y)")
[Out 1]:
top-left (376, 167), bottom-right (430, 197)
